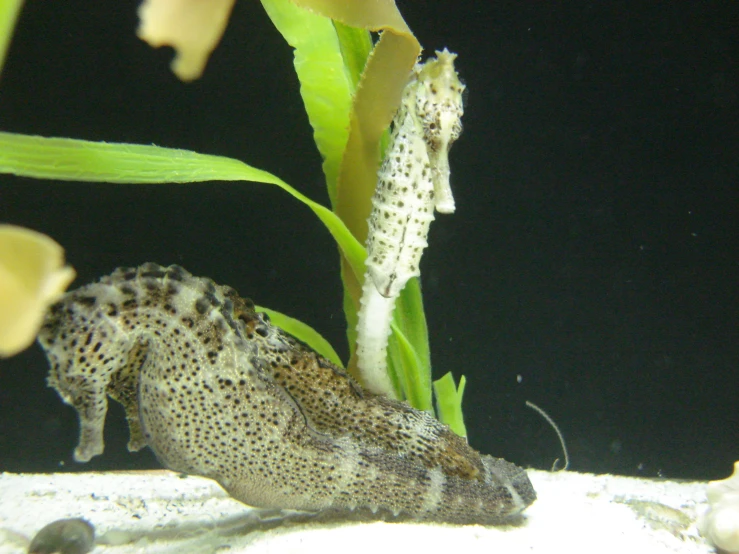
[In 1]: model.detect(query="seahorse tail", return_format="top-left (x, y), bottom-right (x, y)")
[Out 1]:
top-left (355, 274), bottom-right (398, 398)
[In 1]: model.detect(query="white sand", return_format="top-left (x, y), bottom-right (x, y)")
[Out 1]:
top-left (0, 469), bottom-right (713, 554)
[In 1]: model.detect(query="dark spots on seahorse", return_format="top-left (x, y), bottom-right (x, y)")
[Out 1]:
top-left (119, 284), bottom-right (136, 296)
top-left (195, 295), bottom-right (220, 315)
top-left (204, 279), bottom-right (217, 295)
top-left (139, 266), bottom-right (167, 280)
top-left (141, 278), bottom-right (159, 292)
top-left (47, 302), bottom-right (64, 316)
top-left (76, 296), bottom-right (97, 307)
top-left (165, 265), bottom-right (187, 282)
top-left (164, 285), bottom-right (180, 298)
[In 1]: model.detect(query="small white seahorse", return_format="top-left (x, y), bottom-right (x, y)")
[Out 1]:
top-left (356, 49), bottom-right (465, 398)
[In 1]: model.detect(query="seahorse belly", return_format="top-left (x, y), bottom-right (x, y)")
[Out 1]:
top-left (37, 263), bottom-right (535, 524)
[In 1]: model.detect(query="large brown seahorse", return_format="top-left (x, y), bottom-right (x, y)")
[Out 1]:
top-left (37, 263), bottom-right (535, 524)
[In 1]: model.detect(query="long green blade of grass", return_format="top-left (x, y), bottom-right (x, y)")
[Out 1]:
top-left (393, 278), bottom-right (431, 391)
top-left (257, 305), bottom-right (343, 366)
top-left (0, 131), bottom-right (367, 279)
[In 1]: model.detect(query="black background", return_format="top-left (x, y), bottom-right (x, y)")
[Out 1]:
top-left (0, 1), bottom-right (737, 479)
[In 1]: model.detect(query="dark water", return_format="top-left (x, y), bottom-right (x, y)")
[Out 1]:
top-left (0, 1), bottom-right (736, 480)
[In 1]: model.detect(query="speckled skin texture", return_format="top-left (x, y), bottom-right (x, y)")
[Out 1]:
top-left (38, 264), bottom-right (535, 524)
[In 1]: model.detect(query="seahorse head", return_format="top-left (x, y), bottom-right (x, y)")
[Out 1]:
top-left (414, 48), bottom-right (465, 214)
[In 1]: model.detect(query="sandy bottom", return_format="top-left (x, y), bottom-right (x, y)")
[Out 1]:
top-left (0, 469), bottom-right (713, 554)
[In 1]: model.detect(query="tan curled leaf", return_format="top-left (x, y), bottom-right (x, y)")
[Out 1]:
top-left (0, 225), bottom-right (75, 357)
top-left (137, 0), bottom-right (236, 81)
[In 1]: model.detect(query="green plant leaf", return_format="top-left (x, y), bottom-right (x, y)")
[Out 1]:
top-left (387, 316), bottom-right (433, 412)
top-left (0, 131), bottom-right (367, 281)
top-left (332, 21), bottom-right (372, 92)
top-left (256, 305), bottom-right (343, 367)
top-left (393, 278), bottom-right (431, 382)
top-left (0, 0), bottom-right (23, 79)
top-left (433, 372), bottom-right (468, 437)
top-left (260, 0), bottom-right (366, 209)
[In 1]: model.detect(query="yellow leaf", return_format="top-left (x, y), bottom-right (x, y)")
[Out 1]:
top-left (137, 0), bottom-right (236, 81)
top-left (0, 225), bottom-right (75, 357)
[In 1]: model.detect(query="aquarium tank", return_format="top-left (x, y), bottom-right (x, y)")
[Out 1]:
top-left (0, 0), bottom-right (737, 489)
